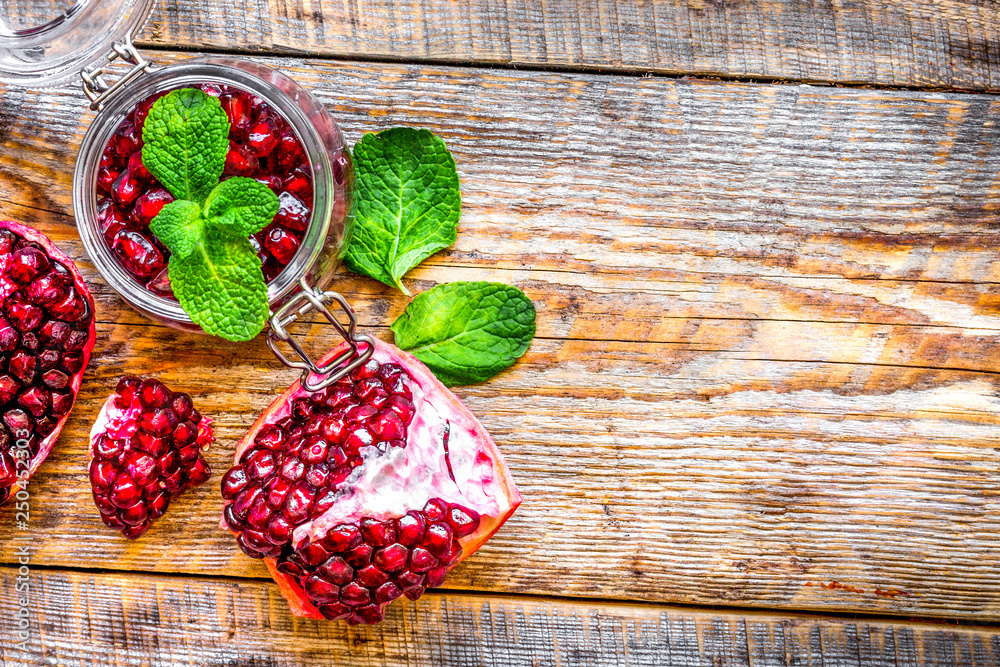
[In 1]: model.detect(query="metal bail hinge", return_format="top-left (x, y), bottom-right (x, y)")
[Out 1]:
top-left (81, 36), bottom-right (155, 111)
top-left (266, 278), bottom-right (375, 392)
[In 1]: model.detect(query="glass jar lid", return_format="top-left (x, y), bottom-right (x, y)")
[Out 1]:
top-left (0, 0), bottom-right (155, 87)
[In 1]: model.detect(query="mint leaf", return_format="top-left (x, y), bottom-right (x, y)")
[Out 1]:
top-left (149, 200), bottom-right (204, 259)
top-left (168, 226), bottom-right (269, 342)
top-left (142, 88), bottom-right (230, 203)
top-left (345, 127), bottom-right (460, 295)
top-left (204, 177), bottom-right (279, 236)
top-left (391, 281), bottom-right (535, 386)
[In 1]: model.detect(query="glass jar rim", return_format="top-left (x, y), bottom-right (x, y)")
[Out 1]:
top-left (0, 0), bottom-right (157, 88)
top-left (72, 58), bottom-right (337, 328)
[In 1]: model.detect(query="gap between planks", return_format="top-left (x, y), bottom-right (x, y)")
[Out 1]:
top-left (2, 565), bottom-right (1000, 667)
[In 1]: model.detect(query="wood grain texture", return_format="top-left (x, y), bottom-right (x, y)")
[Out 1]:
top-left (136, 0), bottom-right (1000, 90)
top-left (2, 566), bottom-right (999, 667)
top-left (4, 56), bottom-right (1000, 619)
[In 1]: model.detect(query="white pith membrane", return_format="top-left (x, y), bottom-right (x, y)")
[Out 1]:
top-left (295, 358), bottom-right (501, 548)
top-left (228, 337), bottom-right (521, 620)
top-left (89, 392), bottom-right (140, 452)
top-left (0, 221), bottom-right (95, 483)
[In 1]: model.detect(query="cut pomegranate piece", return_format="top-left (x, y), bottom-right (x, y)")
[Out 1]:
top-left (96, 84), bottom-right (313, 297)
top-left (89, 376), bottom-right (214, 539)
top-left (221, 337), bottom-right (520, 625)
top-left (0, 221), bottom-right (96, 506)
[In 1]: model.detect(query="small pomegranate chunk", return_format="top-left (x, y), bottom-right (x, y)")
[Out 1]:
top-left (97, 84), bottom-right (315, 297)
top-left (221, 338), bottom-right (520, 625)
top-left (89, 376), bottom-right (214, 539)
top-left (0, 221), bottom-right (96, 506)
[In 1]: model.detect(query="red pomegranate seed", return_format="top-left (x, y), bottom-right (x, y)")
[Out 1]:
top-left (112, 170), bottom-right (142, 208)
top-left (97, 167), bottom-right (120, 194)
top-left (131, 189), bottom-right (174, 225)
top-left (360, 518), bottom-right (397, 547)
top-left (282, 165), bottom-right (313, 202)
top-left (0, 376), bottom-right (18, 404)
top-left (254, 175), bottom-right (283, 193)
top-left (274, 191), bottom-right (310, 231)
top-left (5, 294), bottom-right (44, 332)
top-left (128, 151), bottom-right (152, 181)
top-left (220, 92), bottom-right (252, 135)
top-left (223, 141), bottom-right (258, 176)
top-left (263, 226), bottom-right (299, 265)
top-left (247, 119), bottom-right (279, 157)
top-left (8, 246), bottom-right (49, 284)
top-left (146, 267), bottom-right (172, 296)
top-left (97, 199), bottom-right (128, 243)
top-left (373, 543), bottom-right (409, 572)
top-left (114, 120), bottom-right (142, 158)
top-left (112, 230), bottom-right (165, 279)
top-left (408, 547), bottom-right (438, 572)
top-left (447, 504), bottom-right (481, 537)
top-left (275, 129), bottom-right (305, 171)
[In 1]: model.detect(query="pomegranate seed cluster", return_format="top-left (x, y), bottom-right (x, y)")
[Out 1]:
top-left (274, 498), bottom-right (481, 624)
top-left (221, 359), bottom-right (417, 558)
top-left (89, 377), bottom-right (213, 539)
top-left (96, 83), bottom-right (313, 295)
top-left (0, 228), bottom-right (93, 504)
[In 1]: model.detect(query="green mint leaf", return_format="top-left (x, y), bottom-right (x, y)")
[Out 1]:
top-left (168, 226), bottom-right (269, 342)
top-left (142, 88), bottom-right (230, 203)
top-left (345, 127), bottom-right (460, 295)
top-left (390, 281), bottom-right (535, 386)
top-left (204, 177), bottom-right (280, 236)
top-left (149, 200), bottom-right (204, 259)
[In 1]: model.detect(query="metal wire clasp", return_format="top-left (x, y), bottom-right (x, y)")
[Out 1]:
top-left (267, 278), bottom-right (375, 392)
top-left (81, 36), bottom-right (155, 111)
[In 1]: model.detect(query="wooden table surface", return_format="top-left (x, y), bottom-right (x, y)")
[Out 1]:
top-left (4, 1), bottom-right (1000, 665)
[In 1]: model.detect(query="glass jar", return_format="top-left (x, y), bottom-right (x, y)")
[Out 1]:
top-left (0, 0), bottom-right (372, 389)
top-left (73, 58), bottom-right (354, 331)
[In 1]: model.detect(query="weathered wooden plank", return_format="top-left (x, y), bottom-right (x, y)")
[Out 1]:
top-left (4, 58), bottom-right (1000, 619)
top-left (127, 0), bottom-right (1000, 90)
top-left (2, 567), bottom-right (998, 667)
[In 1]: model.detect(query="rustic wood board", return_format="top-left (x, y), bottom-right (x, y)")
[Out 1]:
top-left (132, 0), bottom-right (1000, 90)
top-left (4, 55), bottom-right (1000, 622)
top-left (2, 566), bottom-right (999, 666)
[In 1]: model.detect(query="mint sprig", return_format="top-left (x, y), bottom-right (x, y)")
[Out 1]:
top-left (390, 281), bottom-right (536, 386)
top-left (143, 88), bottom-right (278, 342)
top-left (344, 128), bottom-right (460, 295)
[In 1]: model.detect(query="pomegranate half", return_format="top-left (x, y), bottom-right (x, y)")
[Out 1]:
top-left (0, 221), bottom-right (96, 505)
top-left (221, 337), bottom-right (520, 624)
